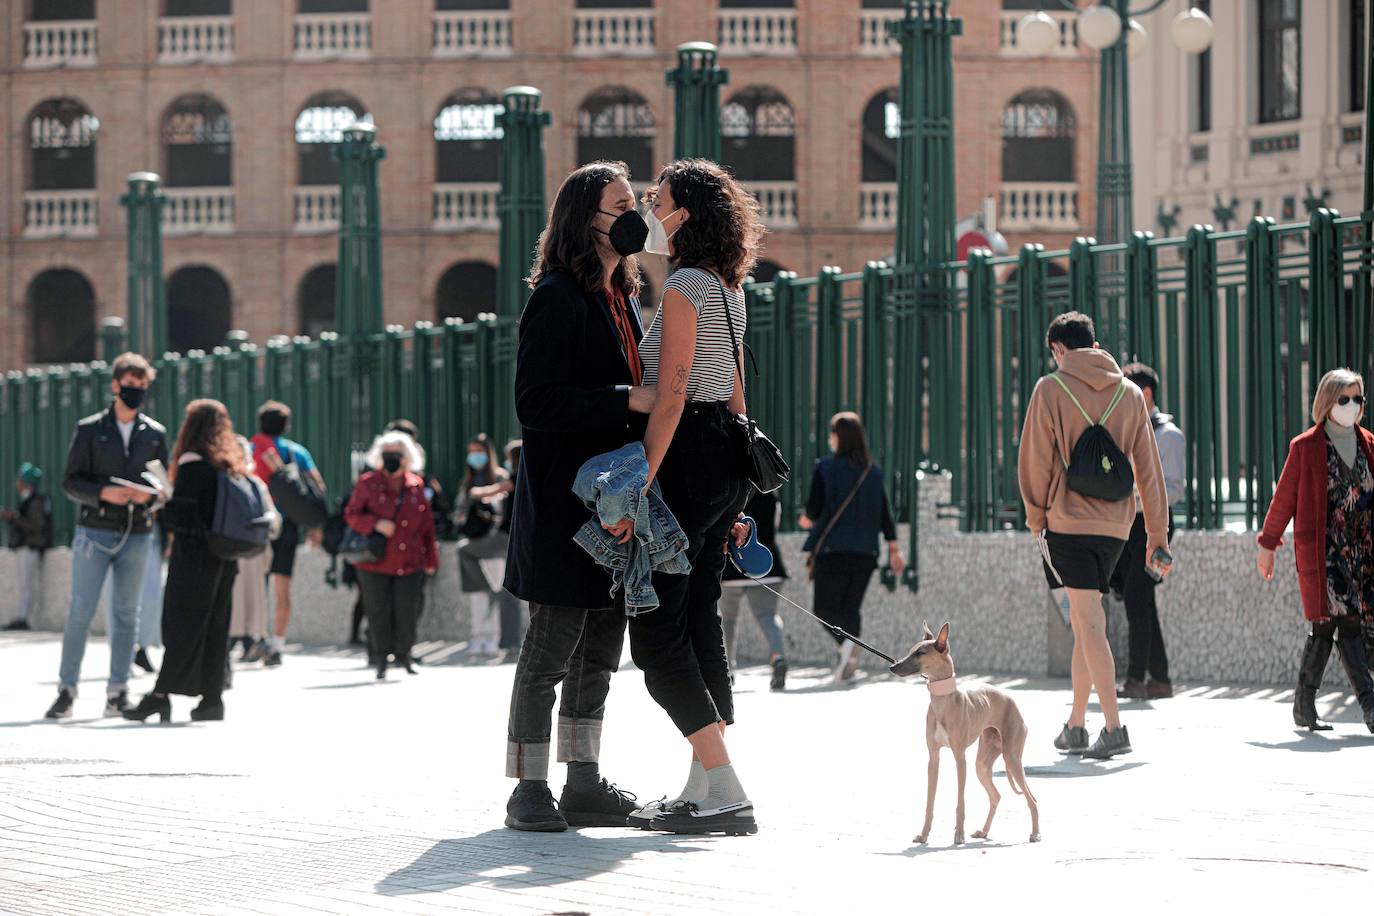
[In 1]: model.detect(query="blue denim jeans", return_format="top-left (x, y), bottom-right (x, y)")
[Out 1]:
top-left (60, 527), bottom-right (152, 695)
top-left (136, 530), bottom-right (165, 649)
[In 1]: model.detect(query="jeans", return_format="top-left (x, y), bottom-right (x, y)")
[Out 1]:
top-left (60, 527), bottom-right (152, 695)
top-left (506, 602), bottom-right (626, 780)
top-left (457, 531), bottom-right (524, 646)
top-left (812, 552), bottom-right (877, 644)
top-left (137, 531), bottom-right (165, 649)
top-left (16, 549), bottom-right (41, 621)
top-left (356, 570), bottom-right (424, 666)
top-left (629, 403), bottom-right (748, 736)
top-left (1110, 513), bottom-right (1173, 684)
top-left (719, 585), bottom-right (785, 669)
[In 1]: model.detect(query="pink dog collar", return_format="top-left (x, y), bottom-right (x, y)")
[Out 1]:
top-left (926, 672), bottom-right (957, 697)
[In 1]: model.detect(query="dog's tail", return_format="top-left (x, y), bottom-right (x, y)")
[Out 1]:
top-left (1003, 715), bottom-right (1034, 801)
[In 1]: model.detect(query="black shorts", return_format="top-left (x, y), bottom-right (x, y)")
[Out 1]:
top-left (269, 519), bottom-right (300, 578)
top-left (1040, 531), bottom-right (1126, 594)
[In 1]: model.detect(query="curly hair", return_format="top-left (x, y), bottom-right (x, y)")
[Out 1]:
top-left (171, 399), bottom-right (249, 482)
top-left (528, 161), bottom-right (642, 298)
top-left (653, 159), bottom-right (765, 288)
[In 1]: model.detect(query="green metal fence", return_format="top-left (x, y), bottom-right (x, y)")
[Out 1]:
top-left (0, 318), bottom-right (519, 546)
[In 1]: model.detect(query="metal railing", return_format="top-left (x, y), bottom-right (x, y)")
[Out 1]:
top-left (23, 19), bottom-right (97, 67)
top-left (432, 9), bottom-right (512, 57)
top-left (157, 15), bottom-right (234, 63)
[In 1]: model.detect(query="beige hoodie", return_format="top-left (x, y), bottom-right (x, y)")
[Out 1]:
top-left (1017, 347), bottom-right (1170, 542)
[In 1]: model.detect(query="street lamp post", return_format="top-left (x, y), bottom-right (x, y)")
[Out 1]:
top-left (1018, 2), bottom-right (1214, 244)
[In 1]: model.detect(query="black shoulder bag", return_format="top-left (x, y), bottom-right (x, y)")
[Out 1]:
top-left (716, 276), bottom-right (790, 494)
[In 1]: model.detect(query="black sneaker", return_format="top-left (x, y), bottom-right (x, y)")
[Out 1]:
top-left (45, 688), bottom-right (75, 720)
top-left (4, 619), bottom-right (30, 631)
top-left (1053, 723), bottom-right (1089, 754)
top-left (103, 692), bottom-right (131, 718)
top-left (770, 656), bottom-right (788, 691)
top-left (649, 799), bottom-right (758, 836)
top-left (559, 779), bottom-right (638, 828)
top-left (1082, 725), bottom-right (1132, 760)
top-left (263, 650), bottom-right (283, 668)
top-left (504, 781), bottom-right (567, 832)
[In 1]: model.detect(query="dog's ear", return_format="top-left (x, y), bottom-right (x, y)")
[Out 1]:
top-left (921, 620), bottom-right (935, 641)
top-left (935, 622), bottom-right (950, 654)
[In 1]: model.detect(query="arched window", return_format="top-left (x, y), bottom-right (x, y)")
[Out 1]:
top-left (861, 88), bottom-right (899, 183)
top-left (28, 268), bottom-right (96, 364)
top-left (298, 264), bottom-right (336, 337)
top-left (28, 98), bottom-right (99, 190)
top-left (577, 87), bottom-right (655, 178)
top-left (750, 259), bottom-right (786, 284)
top-left (435, 89), bottom-right (502, 183)
top-left (436, 261), bottom-right (497, 322)
top-left (295, 92), bottom-right (371, 186)
top-left (1002, 89), bottom-right (1075, 182)
top-left (167, 266), bottom-right (232, 354)
top-left (162, 95), bottom-right (232, 187)
top-left (721, 86), bottom-right (795, 181)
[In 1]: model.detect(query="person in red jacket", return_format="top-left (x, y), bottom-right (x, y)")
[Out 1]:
top-left (345, 431), bottom-right (438, 681)
top-left (1258, 368), bottom-right (1374, 733)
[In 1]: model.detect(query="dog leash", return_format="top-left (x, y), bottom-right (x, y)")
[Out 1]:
top-left (744, 577), bottom-right (897, 666)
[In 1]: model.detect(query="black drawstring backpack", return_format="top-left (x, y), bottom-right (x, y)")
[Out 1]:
top-left (1049, 374), bottom-right (1135, 502)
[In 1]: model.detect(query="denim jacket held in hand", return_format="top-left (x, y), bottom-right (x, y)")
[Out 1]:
top-left (572, 443), bottom-right (691, 615)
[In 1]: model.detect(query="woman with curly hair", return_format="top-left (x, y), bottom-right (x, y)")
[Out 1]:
top-left (126, 399), bottom-right (257, 723)
top-left (623, 158), bottom-right (765, 835)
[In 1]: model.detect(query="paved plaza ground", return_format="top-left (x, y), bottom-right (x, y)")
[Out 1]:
top-left (1, 630), bottom-right (1370, 915)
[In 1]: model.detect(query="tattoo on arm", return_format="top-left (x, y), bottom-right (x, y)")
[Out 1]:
top-left (670, 365), bottom-right (688, 396)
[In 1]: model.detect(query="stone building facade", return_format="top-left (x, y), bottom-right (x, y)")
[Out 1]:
top-left (4, 0), bottom-right (1096, 370)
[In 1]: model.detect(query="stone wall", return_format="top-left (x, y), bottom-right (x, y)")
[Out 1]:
top-left (0, 471), bottom-right (1342, 687)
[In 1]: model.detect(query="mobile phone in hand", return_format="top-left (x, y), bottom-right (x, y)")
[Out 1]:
top-left (1146, 546), bottom-right (1173, 583)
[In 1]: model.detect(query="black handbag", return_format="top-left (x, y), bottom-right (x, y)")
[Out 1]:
top-left (269, 458), bottom-right (329, 529)
top-left (335, 526), bottom-right (388, 566)
top-left (718, 276), bottom-right (790, 494)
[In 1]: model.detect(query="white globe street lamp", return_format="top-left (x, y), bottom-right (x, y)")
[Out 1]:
top-left (1169, 6), bottom-right (1216, 54)
top-left (1077, 4), bottom-right (1122, 51)
top-left (1016, 10), bottom-right (1061, 57)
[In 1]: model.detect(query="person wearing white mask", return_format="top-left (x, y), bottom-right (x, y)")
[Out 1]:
top-left (1257, 368), bottom-right (1374, 733)
top-left (456, 433), bottom-right (511, 657)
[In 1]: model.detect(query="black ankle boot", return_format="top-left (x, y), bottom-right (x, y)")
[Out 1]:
top-left (1335, 633), bottom-right (1374, 734)
top-left (1294, 635), bottom-right (1334, 730)
top-left (123, 693), bottom-right (171, 723)
top-left (191, 697), bottom-right (224, 721)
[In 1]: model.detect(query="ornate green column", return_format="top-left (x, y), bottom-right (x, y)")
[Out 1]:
top-left (333, 123), bottom-right (386, 339)
top-left (667, 41), bottom-right (728, 162)
top-left (496, 86), bottom-right (551, 318)
top-left (99, 317), bottom-right (127, 363)
top-left (120, 172), bottom-right (166, 359)
top-left (1093, 0), bottom-right (1133, 246)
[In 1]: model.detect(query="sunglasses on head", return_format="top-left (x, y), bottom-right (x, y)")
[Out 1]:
top-left (1338, 395), bottom-right (1365, 406)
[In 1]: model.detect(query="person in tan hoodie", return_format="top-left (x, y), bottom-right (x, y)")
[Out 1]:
top-left (1018, 311), bottom-right (1171, 759)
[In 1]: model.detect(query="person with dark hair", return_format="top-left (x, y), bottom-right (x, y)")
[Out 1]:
top-left (1112, 363), bottom-right (1185, 700)
top-left (799, 412), bottom-right (904, 685)
top-left (4, 463), bottom-right (52, 631)
top-left (503, 161), bottom-right (656, 832)
top-left (1018, 312), bottom-right (1171, 759)
top-left (46, 352), bottom-right (168, 720)
top-left (457, 434), bottom-right (518, 657)
top-left (250, 400), bottom-right (325, 668)
top-left (625, 158), bottom-right (771, 835)
top-left (125, 399), bottom-right (260, 723)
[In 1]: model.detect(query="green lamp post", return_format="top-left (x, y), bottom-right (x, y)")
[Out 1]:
top-left (333, 123), bottom-right (386, 339)
top-left (667, 41), bottom-right (728, 162)
top-left (120, 172), bottom-right (167, 360)
top-left (496, 86), bottom-right (551, 318)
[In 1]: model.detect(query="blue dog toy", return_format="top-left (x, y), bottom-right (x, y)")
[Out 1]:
top-left (727, 515), bottom-right (773, 578)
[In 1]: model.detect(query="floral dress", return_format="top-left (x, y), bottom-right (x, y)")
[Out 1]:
top-left (1324, 442), bottom-right (1374, 625)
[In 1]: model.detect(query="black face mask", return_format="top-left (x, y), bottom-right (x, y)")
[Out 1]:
top-left (596, 209), bottom-right (649, 258)
top-left (381, 453), bottom-right (403, 474)
top-left (118, 385), bottom-right (147, 410)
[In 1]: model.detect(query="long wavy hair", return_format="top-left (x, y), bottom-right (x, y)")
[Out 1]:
top-left (653, 159), bottom-right (764, 288)
top-left (527, 161), bottom-right (642, 298)
top-left (171, 399), bottom-right (248, 481)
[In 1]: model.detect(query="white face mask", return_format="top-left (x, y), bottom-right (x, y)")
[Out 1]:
top-left (1330, 401), bottom-right (1362, 428)
top-left (643, 207), bottom-right (682, 257)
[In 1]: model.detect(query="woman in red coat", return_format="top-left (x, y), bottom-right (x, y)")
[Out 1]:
top-left (345, 431), bottom-right (438, 680)
top-left (1257, 368), bottom-right (1374, 732)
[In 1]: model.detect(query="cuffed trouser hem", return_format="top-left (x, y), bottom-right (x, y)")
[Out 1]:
top-left (556, 715), bottom-right (602, 763)
top-left (506, 741), bottom-right (550, 780)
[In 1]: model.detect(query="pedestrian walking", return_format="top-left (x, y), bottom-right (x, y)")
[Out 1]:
top-left (4, 463), bottom-right (53, 631)
top-left (1112, 363), bottom-right (1184, 700)
top-left (131, 515), bottom-right (166, 674)
top-left (503, 161), bottom-right (655, 832)
top-left (1018, 312), bottom-right (1171, 759)
top-left (46, 353), bottom-right (168, 720)
top-left (125, 399), bottom-right (256, 723)
top-left (627, 158), bottom-right (768, 835)
top-left (798, 412), bottom-right (905, 686)
top-left (250, 401), bottom-right (325, 668)
top-left (230, 436), bottom-right (279, 663)
top-left (1257, 368), bottom-right (1374, 733)
top-left (344, 431), bottom-right (437, 681)
top-left (457, 433), bottom-right (514, 656)
top-left (719, 488), bottom-right (789, 690)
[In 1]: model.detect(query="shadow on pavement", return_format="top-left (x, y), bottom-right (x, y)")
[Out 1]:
top-left (1247, 732), bottom-right (1373, 752)
top-left (1022, 759), bottom-right (1147, 778)
top-left (882, 839), bottom-right (1020, 857)
top-left (376, 829), bottom-right (708, 895)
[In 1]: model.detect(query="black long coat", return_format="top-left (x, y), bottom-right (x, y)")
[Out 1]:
top-left (504, 270), bottom-right (642, 609)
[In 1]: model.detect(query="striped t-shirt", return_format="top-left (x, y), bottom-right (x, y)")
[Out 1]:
top-left (638, 267), bottom-right (746, 403)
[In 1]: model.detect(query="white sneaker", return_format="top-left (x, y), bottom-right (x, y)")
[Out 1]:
top-left (832, 639), bottom-right (859, 684)
top-left (627, 796), bottom-right (671, 829)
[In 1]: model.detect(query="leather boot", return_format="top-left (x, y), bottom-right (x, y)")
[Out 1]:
top-left (1334, 633), bottom-right (1374, 734)
top-left (1293, 635), bottom-right (1334, 730)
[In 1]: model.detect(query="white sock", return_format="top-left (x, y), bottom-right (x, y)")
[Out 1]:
top-left (271, 635), bottom-right (285, 652)
top-left (701, 764), bottom-right (749, 808)
top-left (675, 761), bottom-right (708, 803)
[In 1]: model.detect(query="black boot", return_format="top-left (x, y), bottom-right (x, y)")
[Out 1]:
top-left (123, 693), bottom-right (171, 723)
top-left (1335, 633), bottom-right (1374, 734)
top-left (1293, 635), bottom-right (1334, 730)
